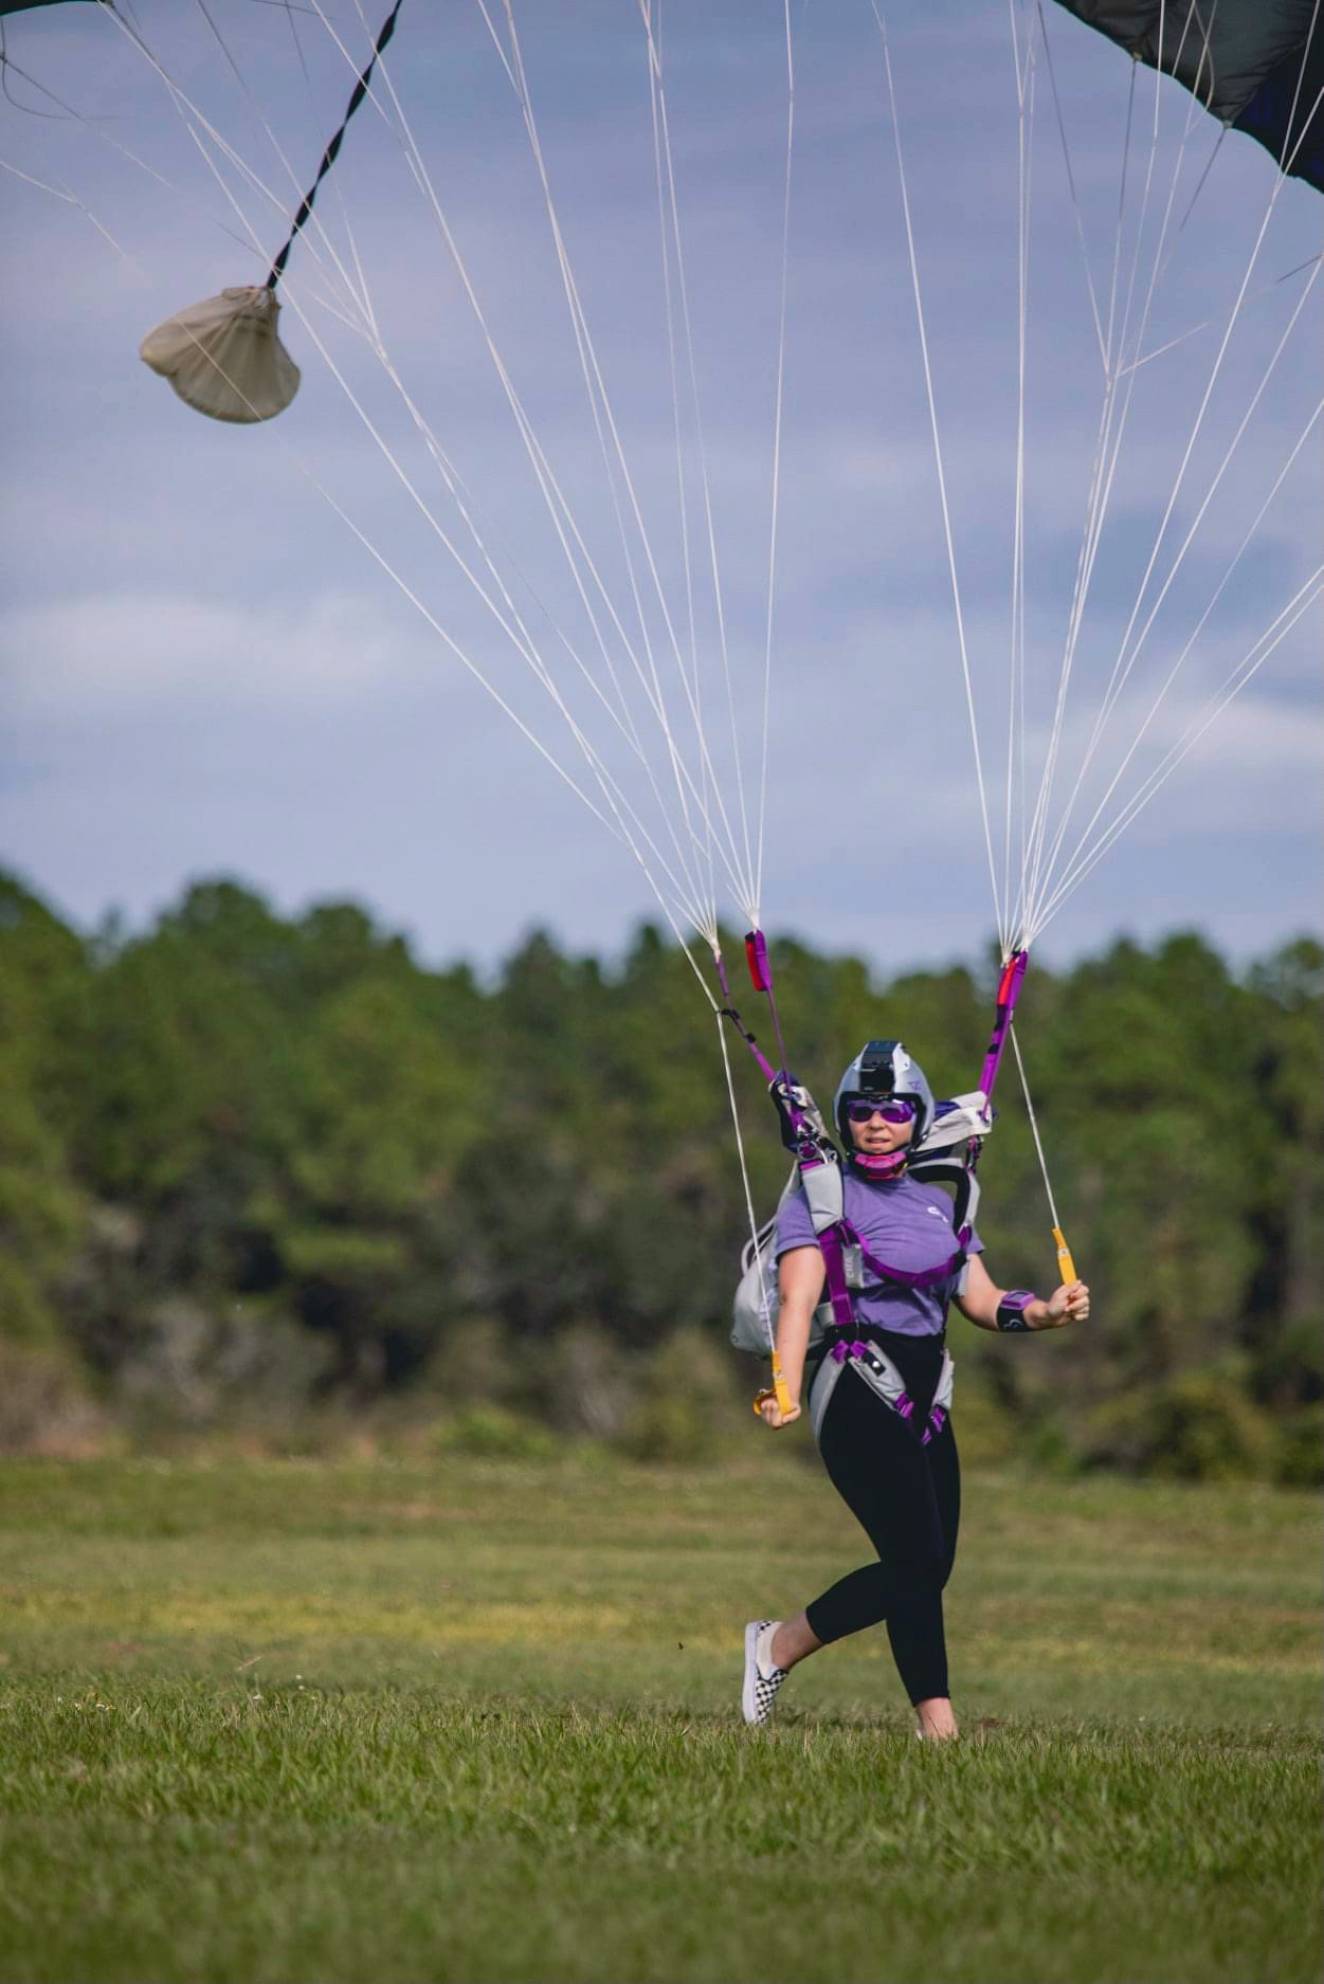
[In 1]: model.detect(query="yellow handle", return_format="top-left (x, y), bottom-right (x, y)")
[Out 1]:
top-left (753, 1351), bottom-right (795, 1419)
top-left (772, 1352), bottom-right (793, 1419)
top-left (1053, 1226), bottom-right (1078, 1285)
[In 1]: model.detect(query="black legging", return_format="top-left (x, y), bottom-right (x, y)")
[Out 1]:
top-left (804, 1330), bottom-right (960, 1706)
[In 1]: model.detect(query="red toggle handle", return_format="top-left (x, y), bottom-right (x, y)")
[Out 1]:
top-left (979, 949), bottom-right (1029, 1103)
top-left (744, 929), bottom-right (771, 992)
top-left (996, 951), bottom-right (1027, 1009)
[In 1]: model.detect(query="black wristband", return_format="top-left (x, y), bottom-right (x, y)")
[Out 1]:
top-left (996, 1288), bottom-right (1036, 1332)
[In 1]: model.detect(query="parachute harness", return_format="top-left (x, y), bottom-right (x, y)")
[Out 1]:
top-left (720, 932), bottom-right (1078, 1419)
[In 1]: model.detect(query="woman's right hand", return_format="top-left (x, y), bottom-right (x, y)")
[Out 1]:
top-left (755, 1391), bottom-right (802, 1428)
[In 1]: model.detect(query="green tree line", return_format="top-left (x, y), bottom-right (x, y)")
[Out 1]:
top-left (1, 871), bottom-right (1319, 1479)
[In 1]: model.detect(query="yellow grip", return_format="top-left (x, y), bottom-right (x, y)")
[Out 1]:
top-left (753, 1352), bottom-right (795, 1419)
top-left (771, 1352), bottom-right (793, 1419)
top-left (1053, 1225), bottom-right (1078, 1285)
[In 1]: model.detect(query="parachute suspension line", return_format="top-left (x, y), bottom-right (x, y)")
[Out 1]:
top-left (713, 996), bottom-right (780, 1373)
top-left (167, 95), bottom-right (723, 937)
top-left (278, 0), bottom-right (372, 325)
top-left (871, 3), bottom-right (1007, 955)
top-left (480, 2), bottom-right (760, 934)
top-left (1052, 387), bottom-right (1324, 922)
top-left (342, 344), bottom-right (736, 942)
top-left (291, 185), bottom-right (725, 932)
top-left (264, 0), bottom-right (403, 290)
top-left (472, 1), bottom-right (715, 923)
top-left (1016, 15), bottom-right (1194, 940)
top-left (636, 0), bottom-right (761, 929)
top-left (329, 6), bottom-right (753, 929)
top-left (131, 19), bottom-right (736, 947)
top-left (1120, 254), bottom-right (1324, 378)
top-left (293, 32), bottom-right (742, 961)
top-left (1276, 0), bottom-right (1324, 179)
top-left (1004, 2), bottom-right (1037, 938)
top-left (1028, 423), bottom-right (1324, 943)
top-left (1035, 0), bottom-right (1107, 367)
top-left (0, 156), bottom-right (133, 259)
top-left (178, 0), bottom-right (393, 338)
top-left (216, 0), bottom-right (745, 950)
top-left (638, 0), bottom-right (749, 932)
top-left (1031, 562), bottom-right (1324, 938)
top-left (1101, 51), bottom-right (1139, 374)
top-left (1025, 257), bottom-right (1324, 944)
top-left (103, 6), bottom-right (367, 326)
top-left (309, 4), bottom-right (759, 948)
top-left (643, 4), bottom-right (713, 925)
top-left (1009, 1023), bottom-right (1076, 1285)
top-left (486, 0), bottom-right (754, 930)
top-left (488, 0), bottom-right (697, 816)
top-left (1022, 59), bottom-right (1324, 939)
top-left (296, 400), bottom-right (737, 959)
top-left (0, 22), bottom-right (185, 261)
top-left (1175, 123), bottom-right (1225, 236)
top-left (1019, 45), bottom-right (1150, 918)
top-left (322, 3), bottom-right (664, 745)
top-left (1017, 5), bottom-right (1212, 935)
top-left (753, 0), bottom-right (797, 929)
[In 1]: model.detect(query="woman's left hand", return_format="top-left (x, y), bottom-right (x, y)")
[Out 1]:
top-left (1041, 1281), bottom-right (1090, 1327)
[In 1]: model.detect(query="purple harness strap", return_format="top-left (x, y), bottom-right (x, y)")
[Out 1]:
top-left (816, 1221), bottom-right (857, 1333)
top-left (827, 1336), bottom-right (949, 1445)
top-left (843, 1219), bottom-right (972, 1292)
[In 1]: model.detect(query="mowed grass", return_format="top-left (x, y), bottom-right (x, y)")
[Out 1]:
top-left (0, 1448), bottom-right (1318, 1984)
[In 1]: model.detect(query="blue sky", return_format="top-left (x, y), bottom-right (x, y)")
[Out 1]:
top-left (2, 1), bottom-right (1319, 979)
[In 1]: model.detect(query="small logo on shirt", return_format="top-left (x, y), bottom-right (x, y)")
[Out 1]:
top-left (926, 1204), bottom-right (945, 1218)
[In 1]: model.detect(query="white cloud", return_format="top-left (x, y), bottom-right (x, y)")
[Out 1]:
top-left (2, 590), bottom-right (432, 718)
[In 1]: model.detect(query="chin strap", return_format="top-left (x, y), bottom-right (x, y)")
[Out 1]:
top-left (851, 1149), bottom-right (910, 1181)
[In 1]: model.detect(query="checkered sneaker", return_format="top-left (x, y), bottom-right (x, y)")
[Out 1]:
top-left (741, 1618), bottom-right (788, 1726)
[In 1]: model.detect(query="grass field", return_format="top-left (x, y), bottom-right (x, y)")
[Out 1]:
top-left (0, 1446), bottom-right (1318, 1983)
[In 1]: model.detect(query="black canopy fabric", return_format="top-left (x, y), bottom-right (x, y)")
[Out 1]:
top-left (1054, 1), bottom-right (1324, 193)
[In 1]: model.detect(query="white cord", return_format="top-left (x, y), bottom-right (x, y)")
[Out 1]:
top-left (871, 2), bottom-right (1007, 952)
top-left (1010, 1020), bottom-right (1062, 1234)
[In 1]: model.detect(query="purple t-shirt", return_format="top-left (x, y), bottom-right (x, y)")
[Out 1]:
top-left (775, 1171), bottom-right (982, 1338)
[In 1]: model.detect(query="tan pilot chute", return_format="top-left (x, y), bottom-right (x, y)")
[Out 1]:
top-left (138, 286), bottom-right (300, 425)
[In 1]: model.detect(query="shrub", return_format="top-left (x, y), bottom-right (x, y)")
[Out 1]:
top-left (1080, 1365), bottom-right (1275, 1481)
top-left (435, 1404), bottom-right (559, 1461)
top-left (1273, 1404), bottom-right (1324, 1488)
top-left (617, 1325), bottom-right (741, 1463)
top-left (426, 1317), bottom-right (523, 1409)
top-left (0, 1342), bottom-right (110, 1457)
top-left (542, 1322), bottom-right (634, 1439)
top-left (946, 1359), bottom-right (1018, 1467)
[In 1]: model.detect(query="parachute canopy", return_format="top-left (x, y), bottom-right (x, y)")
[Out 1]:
top-left (1053, 0), bottom-right (1324, 193)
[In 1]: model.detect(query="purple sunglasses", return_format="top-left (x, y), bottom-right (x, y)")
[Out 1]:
top-left (845, 1097), bottom-right (916, 1126)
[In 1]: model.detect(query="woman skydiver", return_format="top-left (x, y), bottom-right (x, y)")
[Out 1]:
top-left (740, 1040), bottom-right (1089, 1739)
